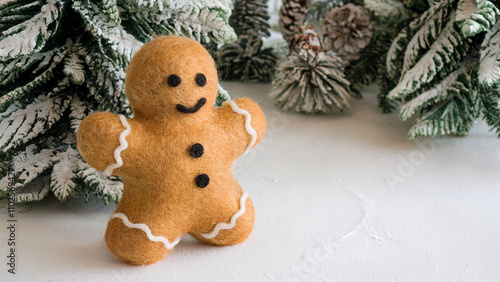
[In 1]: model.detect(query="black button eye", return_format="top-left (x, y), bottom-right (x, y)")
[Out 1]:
top-left (195, 73), bottom-right (206, 87)
top-left (168, 74), bottom-right (181, 87)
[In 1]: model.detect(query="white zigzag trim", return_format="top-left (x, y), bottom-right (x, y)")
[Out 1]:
top-left (224, 100), bottom-right (257, 156)
top-left (104, 114), bottom-right (131, 176)
top-left (110, 213), bottom-right (182, 250)
top-left (201, 192), bottom-right (249, 239)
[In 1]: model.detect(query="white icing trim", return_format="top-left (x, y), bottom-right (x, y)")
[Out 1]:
top-left (224, 100), bottom-right (258, 156)
top-left (109, 213), bottom-right (182, 250)
top-left (104, 115), bottom-right (131, 176)
top-left (201, 192), bottom-right (249, 239)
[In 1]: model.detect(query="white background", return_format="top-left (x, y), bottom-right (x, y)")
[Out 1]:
top-left (1, 83), bottom-right (499, 281)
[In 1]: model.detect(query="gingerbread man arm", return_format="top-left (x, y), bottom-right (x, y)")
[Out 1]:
top-left (76, 112), bottom-right (132, 175)
top-left (217, 98), bottom-right (267, 156)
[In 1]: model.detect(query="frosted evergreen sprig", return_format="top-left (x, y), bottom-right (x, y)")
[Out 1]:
top-left (458, 0), bottom-right (500, 37)
top-left (380, 0), bottom-right (500, 139)
top-left (478, 18), bottom-right (500, 137)
top-left (338, 0), bottom-right (417, 98)
top-left (478, 17), bottom-right (500, 86)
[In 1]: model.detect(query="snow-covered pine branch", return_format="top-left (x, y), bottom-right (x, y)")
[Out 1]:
top-left (399, 60), bottom-right (475, 121)
top-left (73, 159), bottom-right (123, 203)
top-left (387, 11), bottom-right (470, 100)
top-left (478, 19), bottom-right (500, 137)
top-left (0, 95), bottom-right (70, 152)
top-left (171, 4), bottom-right (236, 43)
top-left (385, 0), bottom-right (452, 82)
top-left (63, 42), bottom-right (86, 85)
top-left (72, 0), bottom-right (142, 62)
top-left (83, 50), bottom-right (129, 113)
top-left (0, 144), bottom-right (54, 202)
top-left (381, 0), bottom-right (500, 139)
top-left (478, 17), bottom-right (500, 86)
top-left (68, 94), bottom-right (88, 132)
top-left (407, 63), bottom-right (478, 139)
top-left (457, 0), bottom-right (499, 37)
top-left (50, 147), bottom-right (79, 201)
top-left (0, 43), bottom-right (70, 112)
top-left (401, 2), bottom-right (451, 78)
top-left (0, 52), bottom-right (51, 87)
top-left (0, 0), bottom-right (62, 59)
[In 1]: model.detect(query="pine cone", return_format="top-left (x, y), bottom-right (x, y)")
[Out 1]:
top-left (270, 50), bottom-right (355, 113)
top-left (229, 0), bottom-right (271, 38)
top-left (279, 0), bottom-right (308, 44)
top-left (290, 25), bottom-right (322, 54)
top-left (322, 4), bottom-right (372, 62)
top-left (216, 32), bottom-right (278, 82)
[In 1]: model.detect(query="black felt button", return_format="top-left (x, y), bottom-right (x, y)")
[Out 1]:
top-left (195, 73), bottom-right (206, 87)
top-left (190, 143), bottom-right (204, 158)
top-left (196, 174), bottom-right (210, 188)
top-left (168, 74), bottom-right (181, 87)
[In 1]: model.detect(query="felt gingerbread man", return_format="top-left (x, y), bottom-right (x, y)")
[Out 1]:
top-left (76, 36), bottom-right (267, 265)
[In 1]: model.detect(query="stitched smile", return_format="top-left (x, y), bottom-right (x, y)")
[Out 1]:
top-left (176, 98), bottom-right (207, 114)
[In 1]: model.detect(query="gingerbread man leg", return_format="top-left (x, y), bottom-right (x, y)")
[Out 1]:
top-left (189, 194), bottom-right (255, 246)
top-left (105, 215), bottom-right (182, 265)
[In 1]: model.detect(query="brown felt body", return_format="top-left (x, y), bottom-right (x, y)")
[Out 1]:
top-left (77, 36), bottom-right (266, 265)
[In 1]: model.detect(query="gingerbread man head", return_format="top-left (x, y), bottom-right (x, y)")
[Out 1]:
top-left (77, 36), bottom-right (267, 265)
top-left (125, 36), bottom-right (218, 119)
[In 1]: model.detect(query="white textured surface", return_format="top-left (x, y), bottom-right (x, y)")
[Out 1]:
top-left (1, 82), bottom-right (499, 281)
